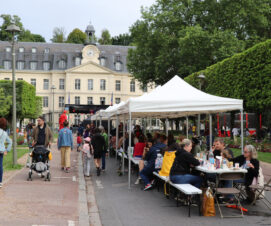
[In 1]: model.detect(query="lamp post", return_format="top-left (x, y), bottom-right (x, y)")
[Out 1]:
top-left (51, 85), bottom-right (56, 133)
top-left (197, 74), bottom-right (205, 136)
top-left (6, 24), bottom-right (21, 166)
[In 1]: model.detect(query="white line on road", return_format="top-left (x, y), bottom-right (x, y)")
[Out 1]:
top-left (68, 220), bottom-right (75, 226)
top-left (53, 177), bottom-right (71, 179)
top-left (72, 176), bottom-right (76, 182)
top-left (96, 180), bottom-right (104, 189)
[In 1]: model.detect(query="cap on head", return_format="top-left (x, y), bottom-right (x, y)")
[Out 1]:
top-left (84, 137), bottom-right (91, 142)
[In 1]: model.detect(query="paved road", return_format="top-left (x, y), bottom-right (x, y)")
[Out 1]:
top-left (0, 143), bottom-right (80, 226)
top-left (89, 156), bottom-right (271, 226)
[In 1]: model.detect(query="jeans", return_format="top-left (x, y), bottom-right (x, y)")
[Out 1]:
top-left (102, 152), bottom-right (106, 170)
top-left (0, 154), bottom-right (3, 183)
top-left (170, 174), bottom-right (203, 188)
top-left (139, 167), bottom-right (153, 186)
top-left (83, 155), bottom-right (91, 176)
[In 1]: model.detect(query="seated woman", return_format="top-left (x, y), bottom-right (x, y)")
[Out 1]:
top-left (232, 144), bottom-right (259, 203)
top-left (133, 134), bottom-right (146, 158)
top-left (170, 139), bottom-right (202, 188)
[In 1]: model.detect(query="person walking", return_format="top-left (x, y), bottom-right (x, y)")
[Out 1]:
top-left (58, 120), bottom-right (73, 173)
top-left (91, 128), bottom-right (106, 176)
top-left (82, 137), bottom-right (92, 176)
top-left (32, 116), bottom-right (53, 148)
top-left (0, 118), bottom-right (12, 188)
top-left (99, 126), bottom-right (108, 171)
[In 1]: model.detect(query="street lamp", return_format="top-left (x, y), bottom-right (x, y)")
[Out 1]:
top-left (197, 74), bottom-right (205, 136)
top-left (6, 23), bottom-right (21, 166)
top-left (51, 85), bottom-right (56, 133)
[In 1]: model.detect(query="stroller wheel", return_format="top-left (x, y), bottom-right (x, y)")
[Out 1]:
top-left (27, 172), bottom-right (32, 181)
top-left (46, 172), bottom-right (51, 181)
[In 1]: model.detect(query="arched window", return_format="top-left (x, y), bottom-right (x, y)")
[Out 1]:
top-left (115, 62), bottom-right (122, 71)
top-left (100, 57), bottom-right (106, 66)
top-left (130, 80), bottom-right (135, 92)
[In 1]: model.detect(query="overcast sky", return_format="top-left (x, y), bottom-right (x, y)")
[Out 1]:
top-left (0, 0), bottom-right (156, 42)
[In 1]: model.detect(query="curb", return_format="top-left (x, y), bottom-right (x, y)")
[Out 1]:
top-left (78, 152), bottom-right (91, 226)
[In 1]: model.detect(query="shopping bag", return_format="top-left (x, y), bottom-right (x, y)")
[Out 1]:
top-left (203, 187), bottom-right (216, 217)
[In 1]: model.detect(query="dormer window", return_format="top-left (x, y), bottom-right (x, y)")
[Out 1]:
top-left (44, 48), bottom-right (50, 54)
top-left (17, 61), bottom-right (25, 70)
top-left (58, 60), bottom-right (66, 69)
top-left (32, 47), bottom-right (37, 53)
top-left (19, 47), bottom-right (24, 53)
top-left (100, 57), bottom-right (106, 67)
top-left (75, 57), bottom-right (81, 66)
top-left (115, 61), bottom-right (122, 71)
top-left (5, 47), bottom-right (11, 52)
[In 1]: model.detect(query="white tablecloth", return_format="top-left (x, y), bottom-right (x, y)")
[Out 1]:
top-left (196, 166), bottom-right (247, 174)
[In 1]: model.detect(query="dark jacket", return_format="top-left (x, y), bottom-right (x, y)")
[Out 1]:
top-left (91, 133), bottom-right (106, 154)
top-left (32, 123), bottom-right (53, 148)
top-left (170, 148), bottom-right (200, 176)
top-left (233, 155), bottom-right (259, 187)
top-left (144, 142), bottom-right (167, 170)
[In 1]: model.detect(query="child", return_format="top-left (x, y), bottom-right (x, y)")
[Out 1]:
top-left (77, 133), bottom-right (83, 152)
top-left (82, 137), bottom-right (92, 177)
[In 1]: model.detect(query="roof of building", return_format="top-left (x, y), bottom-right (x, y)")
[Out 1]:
top-left (0, 41), bottom-right (135, 73)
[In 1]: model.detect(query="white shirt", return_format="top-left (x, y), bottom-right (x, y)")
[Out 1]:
top-left (232, 128), bottom-right (239, 136)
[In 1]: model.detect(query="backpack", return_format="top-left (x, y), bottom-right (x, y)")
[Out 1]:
top-left (159, 151), bottom-right (176, 177)
top-left (252, 167), bottom-right (265, 198)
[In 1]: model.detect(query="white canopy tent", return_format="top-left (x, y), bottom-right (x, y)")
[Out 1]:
top-left (109, 75), bottom-right (244, 189)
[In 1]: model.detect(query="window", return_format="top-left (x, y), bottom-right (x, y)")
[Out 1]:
top-left (74, 114), bottom-right (80, 125)
top-left (87, 97), bottom-right (93, 105)
top-left (59, 96), bottom-right (65, 107)
top-left (17, 61), bottom-right (25, 70)
top-left (31, 78), bottom-right (36, 87)
top-left (4, 78), bottom-right (10, 80)
top-left (115, 98), bottom-right (121, 104)
top-left (43, 79), bottom-right (49, 90)
top-left (115, 62), bottom-right (122, 71)
top-left (3, 61), bottom-right (11, 69)
top-left (88, 79), bottom-right (93, 90)
top-left (32, 48), bottom-right (37, 53)
top-left (75, 96), bottom-right (80, 105)
top-left (115, 80), bottom-right (121, 91)
top-left (130, 80), bottom-right (135, 92)
top-left (75, 79), bottom-right (81, 90)
top-left (75, 57), bottom-right (81, 66)
top-left (100, 97), bottom-right (105, 105)
top-left (19, 47), bottom-right (24, 53)
top-left (100, 79), bottom-right (106, 90)
top-left (100, 57), bottom-right (106, 66)
top-left (17, 78), bottom-right (23, 80)
top-left (59, 79), bottom-right (65, 90)
top-left (58, 60), bottom-right (66, 69)
top-left (43, 62), bottom-right (50, 71)
top-left (43, 96), bottom-right (48, 107)
top-left (44, 48), bottom-right (50, 54)
top-left (30, 61), bottom-right (37, 70)
top-left (143, 85), bottom-right (148, 92)
top-left (5, 47), bottom-right (11, 52)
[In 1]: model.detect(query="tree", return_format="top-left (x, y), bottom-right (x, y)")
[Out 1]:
top-left (66, 28), bottom-right (86, 44)
top-left (51, 27), bottom-right (66, 43)
top-left (0, 88), bottom-right (12, 118)
top-left (0, 14), bottom-right (45, 42)
top-left (98, 29), bottom-right (112, 45)
top-left (127, 0), bottom-right (271, 85)
top-left (111, 33), bottom-right (133, 46)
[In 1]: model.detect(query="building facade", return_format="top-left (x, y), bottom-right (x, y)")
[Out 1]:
top-left (0, 24), bottom-right (151, 127)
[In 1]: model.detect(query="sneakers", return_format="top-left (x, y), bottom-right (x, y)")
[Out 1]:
top-left (135, 177), bottom-right (141, 185)
top-left (0, 183), bottom-right (2, 188)
top-left (65, 167), bottom-right (70, 173)
top-left (97, 167), bottom-right (101, 176)
top-left (144, 183), bottom-right (152, 191)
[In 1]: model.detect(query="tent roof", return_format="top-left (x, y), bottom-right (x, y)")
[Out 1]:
top-left (117, 75), bottom-right (243, 118)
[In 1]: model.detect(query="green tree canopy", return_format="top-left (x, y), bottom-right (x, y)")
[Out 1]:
top-left (111, 33), bottom-right (133, 46)
top-left (66, 28), bottom-right (86, 44)
top-left (0, 14), bottom-right (45, 42)
top-left (51, 27), bottom-right (66, 43)
top-left (0, 88), bottom-right (12, 118)
top-left (98, 29), bottom-right (112, 45)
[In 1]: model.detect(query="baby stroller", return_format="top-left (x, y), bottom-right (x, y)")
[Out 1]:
top-left (27, 146), bottom-right (51, 181)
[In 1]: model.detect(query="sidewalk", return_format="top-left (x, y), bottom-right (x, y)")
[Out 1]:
top-left (0, 143), bottom-right (80, 226)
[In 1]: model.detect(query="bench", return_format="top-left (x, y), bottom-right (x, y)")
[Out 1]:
top-left (153, 172), bottom-right (202, 217)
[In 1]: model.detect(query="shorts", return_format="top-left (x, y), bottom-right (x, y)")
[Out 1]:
top-left (93, 151), bottom-right (102, 159)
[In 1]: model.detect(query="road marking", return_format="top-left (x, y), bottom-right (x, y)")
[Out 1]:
top-left (68, 220), bottom-right (75, 226)
top-left (96, 180), bottom-right (104, 189)
top-left (72, 176), bottom-right (76, 182)
top-left (53, 177), bottom-right (71, 179)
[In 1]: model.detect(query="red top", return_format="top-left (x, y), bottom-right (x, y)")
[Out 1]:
top-left (59, 113), bottom-right (68, 130)
top-left (77, 136), bottom-right (82, 144)
top-left (133, 142), bottom-right (146, 157)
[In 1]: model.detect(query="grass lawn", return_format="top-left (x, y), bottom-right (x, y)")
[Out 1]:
top-left (232, 148), bottom-right (271, 164)
top-left (3, 148), bottom-right (29, 171)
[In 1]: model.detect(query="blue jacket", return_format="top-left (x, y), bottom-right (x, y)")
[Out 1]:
top-left (0, 129), bottom-right (12, 153)
top-left (58, 127), bottom-right (73, 150)
top-left (145, 142), bottom-right (166, 170)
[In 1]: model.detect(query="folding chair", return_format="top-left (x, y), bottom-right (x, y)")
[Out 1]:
top-left (215, 172), bottom-right (245, 218)
top-left (250, 177), bottom-right (271, 210)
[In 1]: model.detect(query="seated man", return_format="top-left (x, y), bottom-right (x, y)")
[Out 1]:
top-left (212, 138), bottom-right (234, 159)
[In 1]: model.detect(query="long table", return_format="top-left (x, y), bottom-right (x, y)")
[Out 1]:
top-left (196, 166), bottom-right (247, 174)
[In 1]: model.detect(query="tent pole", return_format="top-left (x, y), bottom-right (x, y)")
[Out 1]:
top-left (166, 118), bottom-right (169, 136)
top-left (197, 114), bottom-right (200, 136)
top-left (186, 116), bottom-right (189, 138)
top-left (128, 112), bottom-right (132, 189)
top-left (240, 110), bottom-right (244, 154)
top-left (209, 114), bottom-right (212, 152)
top-left (96, 118), bottom-right (97, 127)
top-left (107, 117), bottom-right (110, 153)
top-left (99, 116), bottom-right (102, 127)
top-left (122, 115), bottom-right (125, 175)
top-left (115, 116), bottom-right (119, 160)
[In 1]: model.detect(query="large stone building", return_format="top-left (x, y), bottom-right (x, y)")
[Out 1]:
top-left (0, 23), bottom-right (151, 127)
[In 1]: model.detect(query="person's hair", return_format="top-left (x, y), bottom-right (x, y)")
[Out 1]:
top-left (222, 149), bottom-right (232, 159)
top-left (63, 120), bottom-right (69, 127)
top-left (94, 128), bottom-right (100, 134)
top-left (181, 139), bottom-right (192, 148)
top-left (245, 145), bottom-right (258, 159)
top-left (38, 116), bottom-right (45, 121)
top-left (146, 133), bottom-right (153, 140)
top-left (0, 118), bottom-right (7, 130)
top-left (147, 138), bottom-right (153, 144)
top-left (138, 134), bottom-right (145, 143)
top-left (99, 126), bottom-right (104, 132)
top-left (214, 138), bottom-right (225, 145)
top-left (167, 133), bottom-right (175, 146)
top-left (160, 134), bottom-right (167, 143)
